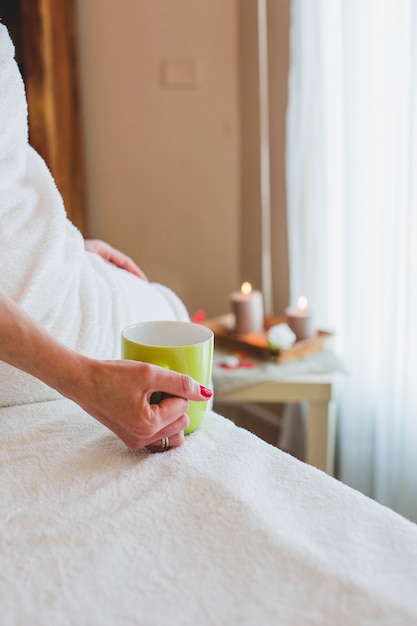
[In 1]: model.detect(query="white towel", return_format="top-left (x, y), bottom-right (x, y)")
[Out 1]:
top-left (0, 23), bottom-right (188, 406)
top-left (1, 398), bottom-right (417, 625)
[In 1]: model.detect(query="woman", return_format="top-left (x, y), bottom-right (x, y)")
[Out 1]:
top-left (0, 21), bottom-right (211, 451)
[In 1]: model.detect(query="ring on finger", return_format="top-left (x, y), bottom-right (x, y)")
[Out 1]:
top-left (161, 436), bottom-right (170, 449)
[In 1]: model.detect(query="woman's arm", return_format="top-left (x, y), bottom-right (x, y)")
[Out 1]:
top-left (0, 289), bottom-right (212, 450)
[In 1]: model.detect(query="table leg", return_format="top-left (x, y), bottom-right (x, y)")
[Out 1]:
top-left (305, 399), bottom-right (336, 475)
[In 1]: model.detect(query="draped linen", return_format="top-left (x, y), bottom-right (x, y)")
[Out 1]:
top-left (286, 0), bottom-right (417, 520)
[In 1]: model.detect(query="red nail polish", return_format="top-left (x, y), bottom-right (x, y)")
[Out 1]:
top-left (200, 385), bottom-right (213, 398)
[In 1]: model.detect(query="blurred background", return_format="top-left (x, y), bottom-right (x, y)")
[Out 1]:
top-left (74, 0), bottom-right (289, 320)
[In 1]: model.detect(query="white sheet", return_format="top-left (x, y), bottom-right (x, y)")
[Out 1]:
top-left (1, 398), bottom-right (417, 625)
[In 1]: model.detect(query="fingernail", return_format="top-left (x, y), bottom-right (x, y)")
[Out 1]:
top-left (200, 385), bottom-right (213, 398)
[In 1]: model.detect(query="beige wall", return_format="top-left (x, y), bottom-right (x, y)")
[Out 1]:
top-left (76, 0), bottom-right (289, 319)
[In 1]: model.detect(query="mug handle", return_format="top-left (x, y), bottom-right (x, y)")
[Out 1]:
top-left (150, 363), bottom-right (170, 405)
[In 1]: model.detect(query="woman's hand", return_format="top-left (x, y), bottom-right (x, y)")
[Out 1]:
top-left (66, 357), bottom-right (213, 451)
top-left (0, 289), bottom-right (212, 451)
top-left (85, 239), bottom-right (148, 280)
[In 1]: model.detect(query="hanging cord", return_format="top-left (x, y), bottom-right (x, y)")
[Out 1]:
top-left (257, 0), bottom-right (273, 314)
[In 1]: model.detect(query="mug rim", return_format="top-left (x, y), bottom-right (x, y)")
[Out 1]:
top-left (121, 320), bottom-right (213, 348)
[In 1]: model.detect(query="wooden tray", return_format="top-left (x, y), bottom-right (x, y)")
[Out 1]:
top-left (203, 313), bottom-right (332, 363)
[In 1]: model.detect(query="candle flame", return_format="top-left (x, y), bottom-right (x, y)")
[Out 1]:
top-left (241, 281), bottom-right (252, 295)
top-left (297, 295), bottom-right (308, 310)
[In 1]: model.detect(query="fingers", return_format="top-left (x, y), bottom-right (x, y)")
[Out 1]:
top-left (84, 239), bottom-right (148, 280)
top-left (144, 409), bottom-right (189, 452)
top-left (146, 400), bottom-right (189, 439)
top-left (103, 361), bottom-right (213, 451)
top-left (146, 428), bottom-right (186, 453)
top-left (111, 252), bottom-right (148, 280)
top-left (137, 367), bottom-right (212, 448)
top-left (146, 365), bottom-right (213, 403)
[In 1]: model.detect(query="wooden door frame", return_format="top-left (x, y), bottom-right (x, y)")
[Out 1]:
top-left (19, 0), bottom-right (86, 233)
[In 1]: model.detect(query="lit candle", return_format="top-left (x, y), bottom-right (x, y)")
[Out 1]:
top-left (230, 282), bottom-right (264, 335)
top-left (284, 296), bottom-right (313, 341)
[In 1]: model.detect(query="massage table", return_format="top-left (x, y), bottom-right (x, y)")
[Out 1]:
top-left (1, 397), bottom-right (417, 625)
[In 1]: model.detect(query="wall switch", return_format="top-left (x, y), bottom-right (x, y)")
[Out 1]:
top-left (160, 59), bottom-right (200, 89)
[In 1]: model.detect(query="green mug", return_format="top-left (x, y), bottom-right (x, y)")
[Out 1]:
top-left (121, 320), bottom-right (214, 434)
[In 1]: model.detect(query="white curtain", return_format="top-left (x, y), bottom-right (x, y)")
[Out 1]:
top-left (286, 0), bottom-right (417, 521)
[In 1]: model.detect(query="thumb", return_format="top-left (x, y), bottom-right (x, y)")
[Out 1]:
top-left (149, 366), bottom-right (213, 402)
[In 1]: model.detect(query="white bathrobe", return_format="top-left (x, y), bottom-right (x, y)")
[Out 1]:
top-left (0, 23), bottom-right (188, 406)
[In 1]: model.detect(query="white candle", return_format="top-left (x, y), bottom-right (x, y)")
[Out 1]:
top-left (230, 282), bottom-right (264, 335)
top-left (284, 296), bottom-right (313, 341)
